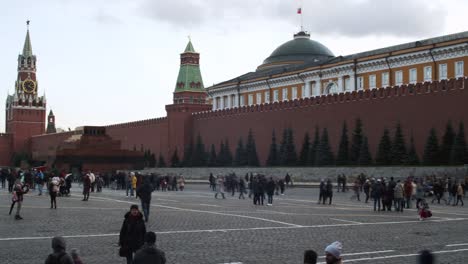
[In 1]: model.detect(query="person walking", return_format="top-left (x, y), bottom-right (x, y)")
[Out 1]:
top-left (9, 179), bottom-right (29, 220)
top-left (238, 178), bottom-right (246, 199)
top-left (132, 173), bottom-right (138, 197)
top-left (49, 176), bottom-right (60, 209)
top-left (82, 173), bottom-right (91, 201)
top-left (133, 232), bottom-right (166, 264)
top-left (136, 178), bottom-right (154, 222)
top-left (119, 204), bottom-right (147, 264)
top-left (325, 179), bottom-right (333, 205)
top-left (394, 180), bottom-right (404, 212)
top-left (266, 177), bottom-right (276, 206)
top-left (35, 169), bottom-right (44, 195)
top-left (214, 175), bottom-right (226, 199)
top-left (455, 182), bottom-right (464, 206)
top-left (44, 236), bottom-right (74, 264)
top-left (372, 179), bottom-right (383, 211)
top-left (126, 173), bottom-right (134, 196)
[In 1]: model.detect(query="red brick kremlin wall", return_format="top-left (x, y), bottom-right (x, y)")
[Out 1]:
top-left (106, 117), bottom-right (169, 160)
top-left (26, 78), bottom-right (468, 168)
top-left (192, 78), bottom-right (468, 166)
top-left (0, 134), bottom-right (12, 165)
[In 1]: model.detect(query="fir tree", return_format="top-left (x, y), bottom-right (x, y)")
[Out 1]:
top-left (423, 128), bottom-right (440, 165)
top-left (406, 134), bottom-right (420, 165)
top-left (390, 122), bottom-right (407, 165)
top-left (207, 144), bottom-right (217, 167)
top-left (171, 149), bottom-right (180, 167)
top-left (284, 128), bottom-right (298, 166)
top-left (279, 128), bottom-right (288, 166)
top-left (234, 137), bottom-right (247, 166)
top-left (266, 130), bottom-right (280, 166)
top-left (158, 153), bottom-right (166, 168)
top-left (217, 141), bottom-right (225, 166)
top-left (183, 139), bottom-right (194, 167)
top-left (450, 122), bottom-right (468, 165)
top-left (376, 128), bottom-right (392, 165)
top-left (307, 126), bottom-right (320, 166)
top-left (246, 129), bottom-right (260, 166)
top-left (358, 136), bottom-right (372, 165)
top-left (223, 139), bottom-right (233, 166)
top-left (350, 118), bottom-right (364, 165)
top-left (315, 128), bottom-right (334, 166)
top-left (439, 121), bottom-right (455, 165)
top-left (192, 134), bottom-right (206, 167)
top-left (298, 132), bottom-right (310, 166)
top-left (149, 153), bottom-right (156, 167)
top-left (336, 122), bottom-right (349, 166)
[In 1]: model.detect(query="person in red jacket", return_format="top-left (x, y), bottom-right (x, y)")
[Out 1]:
top-left (404, 178), bottom-right (413, 209)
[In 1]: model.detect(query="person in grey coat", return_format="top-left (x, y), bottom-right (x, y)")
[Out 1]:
top-left (44, 236), bottom-right (74, 264)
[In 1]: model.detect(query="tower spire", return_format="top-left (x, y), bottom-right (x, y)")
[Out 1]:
top-left (23, 20), bottom-right (33, 57)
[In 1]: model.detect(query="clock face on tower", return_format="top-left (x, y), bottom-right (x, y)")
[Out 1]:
top-left (22, 79), bottom-right (36, 94)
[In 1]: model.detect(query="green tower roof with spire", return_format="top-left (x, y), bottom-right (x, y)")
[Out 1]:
top-left (174, 40), bottom-right (205, 93)
top-left (184, 40), bottom-right (195, 53)
top-left (23, 29), bottom-right (33, 57)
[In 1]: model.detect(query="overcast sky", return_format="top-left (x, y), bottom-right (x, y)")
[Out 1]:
top-left (1, 0), bottom-right (467, 131)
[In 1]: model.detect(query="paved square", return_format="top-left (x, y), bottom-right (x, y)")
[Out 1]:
top-left (1, 184), bottom-right (468, 263)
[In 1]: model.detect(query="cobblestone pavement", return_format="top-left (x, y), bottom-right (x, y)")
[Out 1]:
top-left (1, 184), bottom-right (468, 263)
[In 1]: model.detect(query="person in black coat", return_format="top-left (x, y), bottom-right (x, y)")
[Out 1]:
top-left (137, 178), bottom-right (154, 222)
top-left (120, 204), bottom-right (147, 264)
top-left (266, 177), bottom-right (276, 206)
top-left (133, 232), bottom-right (166, 264)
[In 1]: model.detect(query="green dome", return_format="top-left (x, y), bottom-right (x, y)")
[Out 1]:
top-left (259, 31), bottom-right (334, 69)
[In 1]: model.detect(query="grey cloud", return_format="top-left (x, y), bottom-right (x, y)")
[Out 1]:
top-left (139, 0), bottom-right (448, 37)
top-left (95, 10), bottom-right (123, 24)
top-left (272, 0), bottom-right (447, 37)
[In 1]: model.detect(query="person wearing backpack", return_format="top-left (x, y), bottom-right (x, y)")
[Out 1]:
top-left (44, 236), bottom-right (74, 264)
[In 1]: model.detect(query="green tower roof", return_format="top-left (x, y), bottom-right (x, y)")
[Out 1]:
top-left (184, 40), bottom-right (195, 53)
top-left (23, 29), bottom-right (33, 57)
top-left (174, 41), bottom-right (204, 93)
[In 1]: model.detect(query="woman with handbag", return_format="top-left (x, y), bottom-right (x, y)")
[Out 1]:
top-left (119, 204), bottom-right (146, 264)
top-left (9, 179), bottom-right (29, 220)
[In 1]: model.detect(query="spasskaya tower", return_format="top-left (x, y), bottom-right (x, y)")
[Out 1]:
top-left (5, 21), bottom-right (46, 154)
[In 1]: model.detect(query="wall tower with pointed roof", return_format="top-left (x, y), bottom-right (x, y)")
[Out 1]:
top-left (165, 39), bottom-right (212, 158)
top-left (5, 22), bottom-right (46, 154)
top-left (46, 110), bottom-right (56, 134)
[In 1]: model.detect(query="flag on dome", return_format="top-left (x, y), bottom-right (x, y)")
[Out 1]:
top-left (297, 8), bottom-right (302, 14)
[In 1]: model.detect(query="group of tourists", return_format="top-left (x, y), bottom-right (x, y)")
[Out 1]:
top-left (210, 172), bottom-right (290, 206)
top-left (42, 204), bottom-right (166, 264)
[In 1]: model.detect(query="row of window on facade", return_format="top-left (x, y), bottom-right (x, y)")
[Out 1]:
top-left (212, 61), bottom-right (464, 110)
top-left (357, 61), bottom-right (464, 90)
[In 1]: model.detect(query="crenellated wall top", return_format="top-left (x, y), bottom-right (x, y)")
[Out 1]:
top-left (193, 78), bottom-right (467, 120)
top-left (106, 116), bottom-right (168, 129)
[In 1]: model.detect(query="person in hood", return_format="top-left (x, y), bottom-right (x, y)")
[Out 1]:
top-left (120, 204), bottom-right (146, 264)
top-left (133, 231), bottom-right (166, 264)
top-left (44, 236), bottom-right (74, 264)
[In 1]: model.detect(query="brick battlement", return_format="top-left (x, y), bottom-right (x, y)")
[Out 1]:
top-left (106, 117), bottom-right (168, 129)
top-left (31, 130), bottom-right (76, 139)
top-left (192, 78), bottom-right (467, 120)
top-left (0, 133), bottom-right (12, 137)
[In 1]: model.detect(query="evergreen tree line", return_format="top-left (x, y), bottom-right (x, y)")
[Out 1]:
top-left (157, 129), bottom-right (260, 168)
top-left (150, 120), bottom-right (468, 167)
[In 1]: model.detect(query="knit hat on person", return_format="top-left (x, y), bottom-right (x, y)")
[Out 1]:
top-left (52, 236), bottom-right (66, 250)
top-left (325, 241), bottom-right (343, 258)
top-left (130, 204), bottom-right (139, 210)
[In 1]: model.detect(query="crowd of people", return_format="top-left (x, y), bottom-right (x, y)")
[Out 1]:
top-left (209, 172), bottom-right (290, 206)
top-left (0, 167), bottom-right (460, 263)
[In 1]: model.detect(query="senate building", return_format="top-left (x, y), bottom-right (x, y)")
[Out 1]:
top-left (0, 24), bottom-right (467, 170)
top-left (207, 31), bottom-right (468, 110)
